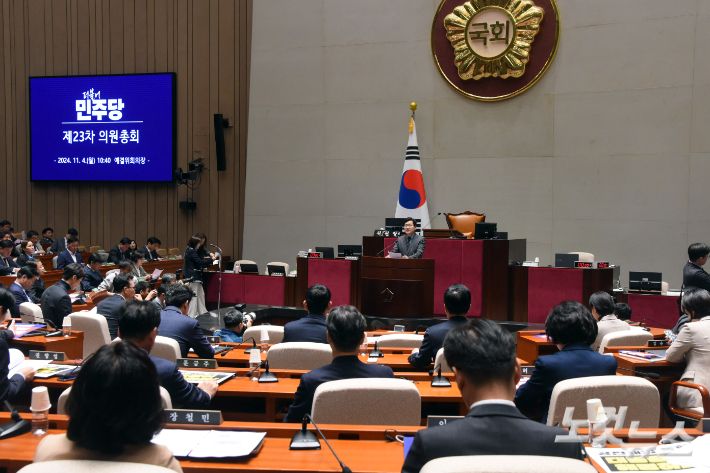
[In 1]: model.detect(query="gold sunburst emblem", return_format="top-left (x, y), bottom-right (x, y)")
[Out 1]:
top-left (444, 0), bottom-right (544, 80)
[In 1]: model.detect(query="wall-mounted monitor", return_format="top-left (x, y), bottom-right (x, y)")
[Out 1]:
top-left (29, 73), bottom-right (176, 182)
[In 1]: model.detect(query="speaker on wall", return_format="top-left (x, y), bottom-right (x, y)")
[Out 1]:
top-left (214, 113), bottom-right (227, 172)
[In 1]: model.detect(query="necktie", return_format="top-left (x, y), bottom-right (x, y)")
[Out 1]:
top-left (406, 237), bottom-right (411, 253)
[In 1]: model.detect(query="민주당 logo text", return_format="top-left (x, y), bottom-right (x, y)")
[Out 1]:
top-left (75, 88), bottom-right (125, 121)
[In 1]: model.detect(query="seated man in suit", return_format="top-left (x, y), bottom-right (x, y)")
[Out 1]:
top-left (385, 217), bottom-right (425, 259)
top-left (81, 253), bottom-right (105, 291)
top-left (515, 301), bottom-right (618, 423)
top-left (25, 261), bottom-right (47, 303)
top-left (152, 284), bottom-right (168, 312)
top-left (49, 228), bottom-right (78, 255)
top-left (117, 300), bottom-right (217, 408)
top-left (0, 240), bottom-right (20, 276)
top-left (213, 310), bottom-right (250, 343)
top-left (0, 287), bottom-right (36, 405)
top-left (158, 284), bottom-right (214, 359)
top-left (614, 302), bottom-right (632, 323)
top-left (282, 284), bottom-right (331, 344)
top-left (96, 273), bottom-right (137, 340)
top-left (284, 305), bottom-right (394, 423)
top-left (684, 243), bottom-right (710, 291)
top-left (109, 237), bottom-right (132, 265)
top-left (40, 227), bottom-right (54, 247)
top-left (135, 281), bottom-right (158, 303)
top-left (40, 263), bottom-right (85, 329)
top-left (402, 319), bottom-right (585, 472)
top-left (0, 232), bottom-right (20, 258)
top-left (142, 237), bottom-right (163, 262)
top-left (409, 284), bottom-right (470, 368)
top-left (10, 265), bottom-right (39, 318)
top-left (97, 260), bottom-right (135, 293)
top-left (56, 237), bottom-right (84, 270)
top-left (589, 291), bottom-right (629, 351)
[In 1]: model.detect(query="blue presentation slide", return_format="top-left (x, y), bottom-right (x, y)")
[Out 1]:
top-left (30, 73), bottom-right (175, 182)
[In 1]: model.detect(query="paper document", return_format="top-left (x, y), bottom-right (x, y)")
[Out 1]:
top-left (180, 371), bottom-right (235, 385)
top-left (8, 360), bottom-right (52, 379)
top-left (151, 269), bottom-right (163, 279)
top-left (152, 429), bottom-right (265, 458)
top-left (12, 323), bottom-right (45, 338)
top-left (585, 444), bottom-right (701, 473)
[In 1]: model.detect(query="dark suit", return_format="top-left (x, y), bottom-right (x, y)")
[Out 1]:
top-left (282, 314), bottom-right (328, 344)
top-left (284, 355), bottom-right (394, 423)
top-left (183, 247), bottom-right (213, 282)
top-left (15, 253), bottom-right (36, 267)
top-left (96, 294), bottom-right (127, 340)
top-left (402, 403), bottom-right (585, 473)
top-left (40, 238), bottom-right (54, 247)
top-left (683, 262), bottom-right (710, 291)
top-left (0, 336), bottom-right (26, 405)
top-left (515, 342), bottom-right (618, 424)
top-left (158, 306), bottom-right (215, 359)
top-left (108, 245), bottom-right (128, 265)
top-left (0, 255), bottom-right (19, 276)
top-left (148, 353), bottom-right (211, 409)
top-left (408, 316), bottom-right (468, 368)
top-left (56, 250), bottom-right (83, 270)
top-left (143, 246), bottom-right (160, 262)
top-left (9, 281), bottom-right (31, 319)
top-left (80, 267), bottom-right (104, 291)
top-left (27, 277), bottom-right (46, 304)
top-left (39, 280), bottom-right (72, 330)
top-left (49, 238), bottom-right (67, 255)
top-left (391, 233), bottom-right (426, 259)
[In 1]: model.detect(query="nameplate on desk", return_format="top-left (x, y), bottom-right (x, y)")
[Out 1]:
top-left (427, 416), bottom-right (464, 427)
top-left (165, 409), bottom-right (223, 425)
top-left (521, 261), bottom-right (539, 267)
top-left (521, 366), bottom-right (534, 376)
top-left (647, 340), bottom-right (670, 348)
top-left (307, 252), bottom-right (323, 259)
top-left (29, 350), bottom-right (66, 361)
top-left (177, 358), bottom-right (218, 369)
top-left (206, 336), bottom-right (221, 343)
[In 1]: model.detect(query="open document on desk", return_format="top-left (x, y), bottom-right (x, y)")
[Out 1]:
top-left (152, 429), bottom-right (266, 458)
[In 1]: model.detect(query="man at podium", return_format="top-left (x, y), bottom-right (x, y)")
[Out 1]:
top-left (386, 217), bottom-right (425, 259)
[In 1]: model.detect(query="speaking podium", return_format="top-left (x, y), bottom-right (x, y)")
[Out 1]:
top-left (359, 256), bottom-right (435, 318)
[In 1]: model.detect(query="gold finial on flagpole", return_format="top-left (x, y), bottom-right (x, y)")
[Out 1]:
top-left (410, 102), bottom-right (417, 112)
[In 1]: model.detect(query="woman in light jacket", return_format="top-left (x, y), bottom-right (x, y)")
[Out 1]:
top-left (665, 287), bottom-right (710, 424)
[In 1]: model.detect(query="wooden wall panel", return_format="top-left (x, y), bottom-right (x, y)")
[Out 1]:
top-left (0, 0), bottom-right (251, 260)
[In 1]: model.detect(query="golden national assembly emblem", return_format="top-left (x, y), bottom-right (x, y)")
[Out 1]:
top-left (431, 0), bottom-right (560, 101)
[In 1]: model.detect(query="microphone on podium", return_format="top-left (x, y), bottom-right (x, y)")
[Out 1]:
top-left (420, 212), bottom-right (442, 231)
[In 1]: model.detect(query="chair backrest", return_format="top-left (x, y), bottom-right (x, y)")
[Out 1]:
top-left (266, 342), bottom-right (332, 370)
top-left (19, 302), bottom-right (44, 323)
top-left (12, 232), bottom-right (22, 240)
top-left (94, 252), bottom-right (109, 263)
top-left (445, 211), bottom-right (486, 235)
top-left (547, 375), bottom-right (660, 428)
top-left (168, 247), bottom-right (181, 256)
top-left (89, 245), bottom-right (101, 253)
top-left (77, 245), bottom-right (86, 252)
top-left (243, 325), bottom-right (284, 344)
top-left (311, 378), bottom-right (421, 426)
top-left (434, 347), bottom-right (452, 373)
top-left (52, 255), bottom-right (58, 269)
top-left (265, 261), bottom-right (290, 275)
top-left (150, 336), bottom-right (181, 363)
top-left (568, 251), bottom-right (594, 262)
top-left (68, 313), bottom-right (111, 358)
top-left (420, 455), bottom-right (597, 473)
top-left (18, 460), bottom-right (177, 473)
top-left (662, 281), bottom-right (669, 295)
top-left (599, 331), bottom-right (653, 353)
top-left (374, 334), bottom-right (424, 348)
top-left (156, 248), bottom-right (167, 256)
top-left (58, 386), bottom-right (172, 415)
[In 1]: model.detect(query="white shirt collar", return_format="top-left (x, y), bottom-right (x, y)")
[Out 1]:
top-left (470, 399), bottom-right (516, 410)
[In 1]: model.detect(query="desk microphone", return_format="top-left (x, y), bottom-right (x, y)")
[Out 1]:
top-left (258, 360), bottom-right (278, 383)
top-left (290, 415), bottom-right (352, 473)
top-left (414, 325), bottom-right (428, 335)
top-left (616, 367), bottom-right (660, 380)
top-left (369, 341), bottom-right (384, 358)
top-left (420, 212), bottom-right (442, 230)
top-left (219, 337), bottom-right (257, 356)
top-left (59, 352), bottom-right (95, 382)
top-left (431, 364), bottom-right (452, 387)
top-left (375, 239), bottom-right (400, 258)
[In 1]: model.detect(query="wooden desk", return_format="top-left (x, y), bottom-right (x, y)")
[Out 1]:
top-left (9, 331), bottom-right (83, 359)
top-left (0, 427), bottom-right (411, 473)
